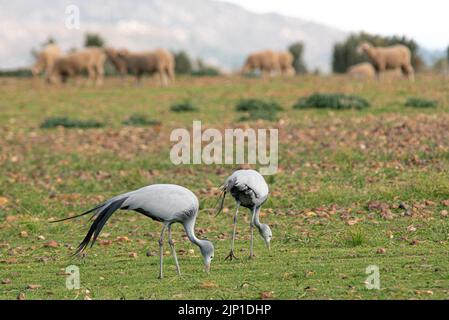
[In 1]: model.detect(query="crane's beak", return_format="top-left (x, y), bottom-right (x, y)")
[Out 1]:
top-left (205, 263), bottom-right (211, 274)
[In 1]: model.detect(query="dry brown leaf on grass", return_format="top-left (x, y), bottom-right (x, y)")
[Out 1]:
top-left (415, 290), bottom-right (433, 296)
top-left (19, 231), bottom-right (28, 238)
top-left (0, 196), bottom-right (9, 207)
top-left (98, 240), bottom-right (112, 246)
top-left (5, 215), bottom-right (17, 223)
top-left (260, 291), bottom-right (274, 299)
top-left (1, 258), bottom-right (17, 264)
top-left (44, 241), bottom-right (59, 248)
top-left (115, 236), bottom-right (131, 242)
top-left (27, 284), bottom-right (41, 290)
top-left (199, 281), bottom-right (218, 289)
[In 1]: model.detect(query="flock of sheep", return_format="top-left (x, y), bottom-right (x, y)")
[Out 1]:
top-left (32, 44), bottom-right (175, 86)
top-left (349, 42), bottom-right (414, 81)
top-left (31, 41), bottom-right (415, 86)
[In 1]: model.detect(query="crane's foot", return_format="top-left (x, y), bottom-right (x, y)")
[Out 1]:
top-left (249, 253), bottom-right (256, 260)
top-left (224, 250), bottom-right (238, 261)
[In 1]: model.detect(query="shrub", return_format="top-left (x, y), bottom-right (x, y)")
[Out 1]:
top-left (235, 99), bottom-right (282, 121)
top-left (405, 97), bottom-right (438, 108)
top-left (293, 93), bottom-right (370, 110)
top-left (170, 101), bottom-right (198, 112)
top-left (236, 99), bottom-right (282, 121)
top-left (40, 117), bottom-right (104, 129)
top-left (122, 114), bottom-right (161, 126)
top-left (235, 99), bottom-right (283, 112)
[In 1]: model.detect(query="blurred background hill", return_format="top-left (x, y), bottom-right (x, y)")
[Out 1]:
top-left (0, 0), bottom-right (347, 72)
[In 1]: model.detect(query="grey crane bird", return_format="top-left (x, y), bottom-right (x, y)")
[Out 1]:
top-left (53, 184), bottom-right (214, 279)
top-left (217, 169), bottom-right (272, 260)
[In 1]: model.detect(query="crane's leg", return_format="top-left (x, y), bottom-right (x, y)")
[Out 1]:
top-left (225, 202), bottom-right (240, 261)
top-left (158, 224), bottom-right (167, 279)
top-left (167, 225), bottom-right (181, 276)
top-left (249, 207), bottom-right (256, 259)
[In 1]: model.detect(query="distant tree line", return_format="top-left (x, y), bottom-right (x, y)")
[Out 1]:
top-left (332, 32), bottom-right (424, 73)
top-left (288, 42), bottom-right (307, 74)
top-left (173, 51), bottom-right (221, 76)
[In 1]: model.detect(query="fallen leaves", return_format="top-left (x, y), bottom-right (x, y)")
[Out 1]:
top-left (115, 236), bottom-right (131, 242)
top-left (0, 258), bottom-right (17, 264)
top-left (199, 281), bottom-right (218, 289)
top-left (43, 241), bottom-right (59, 248)
top-left (415, 290), bottom-right (433, 296)
top-left (260, 291), bottom-right (274, 299)
top-left (19, 231), bottom-right (28, 238)
top-left (0, 196), bottom-right (9, 207)
top-left (5, 215), bottom-right (17, 223)
top-left (27, 284), bottom-right (42, 290)
top-left (1, 279), bottom-right (12, 284)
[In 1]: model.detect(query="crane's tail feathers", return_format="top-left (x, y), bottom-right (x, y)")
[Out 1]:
top-left (50, 203), bottom-right (106, 223)
top-left (73, 197), bottom-right (128, 256)
top-left (214, 187), bottom-right (227, 217)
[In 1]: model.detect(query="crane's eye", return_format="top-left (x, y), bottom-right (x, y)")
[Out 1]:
top-left (211, 256), bottom-right (214, 260)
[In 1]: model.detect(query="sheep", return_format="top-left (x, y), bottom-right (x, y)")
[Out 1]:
top-left (357, 42), bottom-right (415, 81)
top-left (31, 44), bottom-right (62, 79)
top-left (241, 50), bottom-right (280, 77)
top-left (347, 62), bottom-right (376, 80)
top-left (277, 51), bottom-right (295, 76)
top-left (105, 48), bottom-right (175, 86)
top-left (48, 47), bottom-right (106, 86)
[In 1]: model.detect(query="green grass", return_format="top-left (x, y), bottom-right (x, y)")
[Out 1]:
top-left (1, 74), bottom-right (449, 299)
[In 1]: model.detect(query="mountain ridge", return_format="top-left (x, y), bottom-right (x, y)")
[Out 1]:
top-left (0, 0), bottom-right (348, 72)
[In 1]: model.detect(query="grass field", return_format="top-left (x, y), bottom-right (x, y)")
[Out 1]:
top-left (1, 75), bottom-right (449, 300)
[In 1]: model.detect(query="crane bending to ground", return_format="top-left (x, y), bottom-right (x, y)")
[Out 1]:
top-left (217, 169), bottom-right (272, 260)
top-left (53, 184), bottom-right (214, 279)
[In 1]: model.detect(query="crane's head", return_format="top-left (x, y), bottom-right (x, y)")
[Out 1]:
top-left (199, 240), bottom-right (214, 273)
top-left (259, 224), bottom-right (272, 250)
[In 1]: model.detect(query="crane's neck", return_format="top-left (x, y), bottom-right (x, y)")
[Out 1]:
top-left (184, 217), bottom-right (202, 247)
top-left (253, 207), bottom-right (263, 230)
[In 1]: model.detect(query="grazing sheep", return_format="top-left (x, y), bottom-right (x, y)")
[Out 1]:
top-left (347, 62), bottom-right (376, 80)
top-left (277, 51), bottom-right (295, 76)
top-left (48, 47), bottom-right (106, 86)
top-left (357, 42), bottom-right (415, 81)
top-left (31, 44), bottom-right (62, 79)
top-left (105, 48), bottom-right (175, 86)
top-left (241, 50), bottom-right (280, 77)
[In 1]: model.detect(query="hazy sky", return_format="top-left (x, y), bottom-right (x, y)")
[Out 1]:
top-left (225, 0), bottom-right (449, 49)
